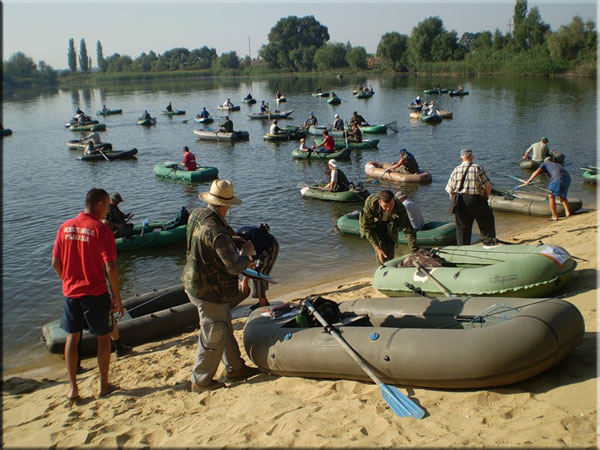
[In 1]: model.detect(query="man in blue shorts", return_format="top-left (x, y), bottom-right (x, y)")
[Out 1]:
top-left (52, 188), bottom-right (124, 400)
top-left (525, 156), bottom-right (572, 221)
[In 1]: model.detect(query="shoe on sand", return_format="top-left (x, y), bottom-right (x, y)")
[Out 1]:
top-left (191, 380), bottom-right (225, 393)
top-left (225, 365), bottom-right (261, 382)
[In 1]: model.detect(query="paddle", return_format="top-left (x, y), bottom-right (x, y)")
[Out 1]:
top-left (140, 219), bottom-right (150, 237)
top-left (506, 175), bottom-right (552, 193)
top-left (412, 261), bottom-right (455, 297)
top-left (304, 298), bottom-right (425, 419)
top-left (372, 168), bottom-right (392, 185)
top-left (580, 166), bottom-right (598, 171)
top-left (98, 147), bottom-right (111, 162)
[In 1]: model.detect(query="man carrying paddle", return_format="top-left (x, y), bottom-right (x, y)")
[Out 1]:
top-left (523, 137), bottom-right (550, 162)
top-left (445, 149), bottom-right (496, 246)
top-left (183, 179), bottom-right (260, 392)
top-left (360, 190), bottom-right (418, 264)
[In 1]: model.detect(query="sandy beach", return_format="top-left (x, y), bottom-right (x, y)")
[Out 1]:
top-left (3, 210), bottom-right (597, 448)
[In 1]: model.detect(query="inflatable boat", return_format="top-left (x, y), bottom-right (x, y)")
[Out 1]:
top-left (365, 161), bottom-right (432, 184)
top-left (300, 186), bottom-right (370, 202)
top-left (373, 244), bottom-right (576, 298)
top-left (489, 190), bottom-right (582, 217)
top-left (154, 161), bottom-right (219, 182)
top-left (243, 296), bottom-right (583, 388)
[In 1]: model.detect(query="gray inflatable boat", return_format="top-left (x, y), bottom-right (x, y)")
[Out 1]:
top-left (489, 190), bottom-right (582, 216)
top-left (243, 297), bottom-right (583, 389)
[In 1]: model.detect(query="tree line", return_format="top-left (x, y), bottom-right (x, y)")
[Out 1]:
top-left (3, 0), bottom-right (596, 88)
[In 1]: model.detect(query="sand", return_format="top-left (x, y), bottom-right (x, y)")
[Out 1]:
top-left (3, 210), bottom-right (597, 448)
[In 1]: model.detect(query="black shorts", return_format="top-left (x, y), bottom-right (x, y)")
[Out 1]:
top-left (60, 293), bottom-right (113, 336)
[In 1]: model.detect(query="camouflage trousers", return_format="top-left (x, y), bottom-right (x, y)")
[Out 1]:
top-left (186, 291), bottom-right (248, 387)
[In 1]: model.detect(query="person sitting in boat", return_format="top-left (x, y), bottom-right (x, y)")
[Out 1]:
top-left (346, 122), bottom-right (363, 143)
top-left (314, 87), bottom-right (322, 93)
top-left (304, 112), bottom-right (318, 129)
top-left (260, 101), bottom-right (268, 113)
top-left (332, 114), bottom-right (344, 131)
top-left (368, 85), bottom-right (374, 93)
top-left (84, 131), bottom-right (102, 145)
top-left (269, 119), bottom-right (282, 135)
top-left (314, 130), bottom-right (336, 153)
top-left (434, 82), bottom-right (441, 90)
top-left (84, 140), bottom-right (98, 156)
top-left (219, 116), bottom-right (234, 133)
top-left (102, 105), bottom-right (108, 112)
top-left (141, 110), bottom-right (151, 120)
top-left (166, 102), bottom-right (173, 112)
top-left (181, 146), bottom-right (197, 171)
top-left (523, 137), bottom-right (550, 162)
top-left (426, 101), bottom-right (439, 116)
top-left (413, 95), bottom-right (422, 105)
top-left (524, 155), bottom-right (572, 221)
top-left (389, 148), bottom-right (419, 174)
top-left (457, 83), bottom-right (464, 92)
top-left (244, 92), bottom-right (253, 100)
top-left (356, 84), bottom-right (363, 92)
top-left (103, 192), bottom-right (134, 237)
top-left (298, 137), bottom-right (314, 152)
top-left (395, 191), bottom-right (425, 231)
top-left (322, 159), bottom-right (349, 192)
top-left (223, 98), bottom-right (233, 108)
top-left (350, 111), bottom-right (369, 127)
top-left (199, 107), bottom-right (210, 119)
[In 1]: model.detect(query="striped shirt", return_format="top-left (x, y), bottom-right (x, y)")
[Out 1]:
top-left (445, 162), bottom-right (491, 196)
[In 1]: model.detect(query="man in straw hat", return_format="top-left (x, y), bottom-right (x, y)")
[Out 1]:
top-left (183, 179), bottom-right (261, 392)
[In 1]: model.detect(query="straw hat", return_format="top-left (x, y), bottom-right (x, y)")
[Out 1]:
top-left (199, 179), bottom-right (242, 206)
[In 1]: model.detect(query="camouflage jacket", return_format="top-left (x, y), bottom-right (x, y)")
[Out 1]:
top-left (182, 206), bottom-right (249, 303)
top-left (359, 194), bottom-right (418, 252)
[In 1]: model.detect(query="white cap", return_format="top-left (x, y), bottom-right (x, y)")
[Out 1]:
top-left (334, 114), bottom-right (339, 118)
top-left (328, 159), bottom-right (338, 168)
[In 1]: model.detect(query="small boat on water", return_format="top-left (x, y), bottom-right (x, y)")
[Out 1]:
top-left (193, 116), bottom-right (214, 124)
top-left (137, 117), bottom-right (156, 126)
top-left (115, 210), bottom-right (189, 251)
top-left (242, 98), bottom-right (257, 104)
top-left (327, 96), bottom-right (341, 105)
top-left (449, 90), bottom-right (469, 97)
top-left (65, 119), bottom-right (98, 128)
top-left (337, 211), bottom-right (457, 246)
top-left (420, 113), bottom-right (442, 124)
top-left (248, 110), bottom-right (294, 120)
top-left (410, 110), bottom-right (452, 119)
top-left (275, 96), bottom-right (287, 103)
top-left (193, 129), bottom-right (250, 141)
top-left (70, 123), bottom-right (106, 132)
top-left (489, 189), bottom-right (582, 217)
top-left (154, 161), bottom-right (219, 182)
top-left (292, 147), bottom-right (351, 161)
top-left (217, 105), bottom-right (241, 112)
top-left (307, 125), bottom-right (345, 137)
top-left (96, 109), bottom-right (122, 116)
top-left (365, 161), bottom-right (432, 184)
top-left (359, 124), bottom-right (388, 134)
top-left (354, 91), bottom-right (374, 99)
top-left (312, 92), bottom-right (330, 97)
top-left (161, 109), bottom-right (186, 116)
top-left (1, 128), bottom-right (12, 137)
top-left (42, 284), bottom-right (196, 356)
top-left (582, 167), bottom-right (598, 184)
top-left (423, 88), bottom-right (448, 94)
top-left (78, 148), bottom-right (137, 161)
top-left (243, 295), bottom-right (584, 388)
top-left (408, 103), bottom-right (423, 111)
top-left (519, 151), bottom-right (565, 170)
top-left (300, 185), bottom-right (370, 202)
top-left (374, 244), bottom-right (576, 298)
top-left (313, 138), bottom-right (379, 150)
top-left (67, 139), bottom-right (112, 151)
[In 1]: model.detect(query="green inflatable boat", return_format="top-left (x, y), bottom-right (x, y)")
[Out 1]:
top-left (354, 91), bottom-right (374, 98)
top-left (307, 125), bottom-right (345, 137)
top-left (359, 124), bottom-right (388, 134)
top-left (137, 117), bottom-right (156, 126)
top-left (489, 190), bottom-right (582, 217)
top-left (264, 126), bottom-right (306, 141)
top-left (581, 167), bottom-right (598, 184)
top-left (312, 92), bottom-right (330, 97)
top-left (420, 113), bottom-right (442, 124)
top-left (292, 147), bottom-right (351, 160)
top-left (115, 209), bottom-right (189, 251)
top-left (161, 109), bottom-right (186, 116)
top-left (336, 211), bottom-right (456, 246)
top-left (1, 128), bottom-right (12, 137)
top-left (374, 244), bottom-right (576, 298)
top-left (69, 123), bottom-right (106, 131)
top-left (78, 148), bottom-right (137, 161)
top-left (96, 109), bottom-right (122, 116)
top-left (423, 88), bottom-right (448, 94)
top-left (327, 96), bottom-right (341, 105)
top-left (154, 161), bottom-right (219, 182)
top-left (243, 296), bottom-right (583, 388)
top-left (300, 186), bottom-right (370, 202)
top-left (314, 138), bottom-right (379, 150)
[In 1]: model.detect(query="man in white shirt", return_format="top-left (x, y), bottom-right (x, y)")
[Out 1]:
top-left (395, 191), bottom-right (425, 231)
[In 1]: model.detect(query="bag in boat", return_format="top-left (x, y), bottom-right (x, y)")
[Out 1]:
top-left (399, 249), bottom-right (446, 268)
top-left (299, 295), bottom-right (341, 327)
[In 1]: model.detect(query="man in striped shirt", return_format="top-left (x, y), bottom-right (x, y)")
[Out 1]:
top-left (445, 149), bottom-right (496, 246)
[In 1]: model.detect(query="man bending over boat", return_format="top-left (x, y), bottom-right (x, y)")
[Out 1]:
top-left (524, 155), bottom-right (572, 221)
top-left (183, 179), bottom-right (260, 392)
top-left (360, 190), bottom-right (418, 264)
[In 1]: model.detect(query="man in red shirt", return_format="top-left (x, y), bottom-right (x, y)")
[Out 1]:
top-left (181, 146), bottom-right (197, 171)
top-left (314, 130), bottom-right (336, 153)
top-left (52, 188), bottom-right (124, 400)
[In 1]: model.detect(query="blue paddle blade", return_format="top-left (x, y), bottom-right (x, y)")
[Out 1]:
top-left (380, 384), bottom-right (425, 419)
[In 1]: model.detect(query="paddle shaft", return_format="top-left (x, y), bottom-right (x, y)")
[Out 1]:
top-left (506, 175), bottom-right (552, 193)
top-left (98, 148), bottom-right (111, 162)
top-left (373, 168), bottom-right (392, 184)
top-left (413, 261), bottom-right (454, 297)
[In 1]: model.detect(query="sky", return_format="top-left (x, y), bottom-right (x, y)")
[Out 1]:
top-left (3, 1), bottom-right (598, 70)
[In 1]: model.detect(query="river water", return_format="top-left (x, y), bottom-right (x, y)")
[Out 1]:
top-left (2, 74), bottom-right (596, 373)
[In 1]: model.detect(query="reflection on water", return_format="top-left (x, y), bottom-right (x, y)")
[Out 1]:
top-left (2, 74), bottom-right (596, 371)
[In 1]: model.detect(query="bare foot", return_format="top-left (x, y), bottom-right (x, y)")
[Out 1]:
top-left (98, 383), bottom-right (119, 398)
top-left (67, 388), bottom-right (79, 401)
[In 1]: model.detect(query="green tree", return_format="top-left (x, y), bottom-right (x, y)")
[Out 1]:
top-left (104, 54), bottom-right (133, 72)
top-left (471, 32), bottom-right (493, 52)
top-left (133, 51), bottom-right (158, 72)
top-left (79, 38), bottom-right (89, 72)
top-left (313, 43), bottom-right (348, 70)
top-left (408, 16), bottom-right (446, 63)
top-left (493, 29), bottom-right (508, 51)
top-left (36, 60), bottom-right (58, 84)
top-left (289, 46), bottom-right (317, 71)
top-left (513, 0), bottom-right (527, 27)
top-left (259, 15), bottom-right (329, 70)
top-left (547, 16), bottom-right (596, 61)
top-left (218, 51), bottom-right (240, 69)
top-left (376, 32), bottom-right (409, 71)
top-left (96, 40), bottom-right (106, 72)
top-left (187, 46), bottom-right (217, 69)
top-left (157, 48), bottom-right (190, 70)
top-left (67, 38), bottom-right (77, 72)
top-left (431, 30), bottom-right (461, 61)
top-left (513, 6), bottom-right (550, 50)
top-left (4, 52), bottom-right (37, 78)
top-left (346, 46), bottom-right (368, 70)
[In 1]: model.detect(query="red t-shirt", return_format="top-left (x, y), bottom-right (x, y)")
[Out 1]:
top-left (324, 135), bottom-right (335, 152)
top-left (183, 152), bottom-right (197, 171)
top-left (52, 212), bottom-right (117, 298)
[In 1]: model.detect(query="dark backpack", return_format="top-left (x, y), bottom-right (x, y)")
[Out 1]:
top-left (299, 295), bottom-right (341, 327)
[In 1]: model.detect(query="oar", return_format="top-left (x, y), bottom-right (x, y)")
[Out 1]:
top-left (140, 219), bottom-right (150, 237)
top-left (372, 168), bottom-right (392, 185)
top-left (506, 175), bottom-right (552, 193)
top-left (580, 166), bottom-right (598, 171)
top-left (98, 147), bottom-right (111, 162)
top-left (304, 299), bottom-right (425, 419)
top-left (412, 261), bottom-right (455, 297)
top-left (385, 120), bottom-right (398, 133)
